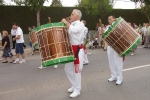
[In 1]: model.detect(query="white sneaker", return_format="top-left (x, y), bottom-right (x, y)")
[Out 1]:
top-left (116, 80), bottom-right (123, 85)
top-left (68, 86), bottom-right (74, 93)
top-left (108, 77), bottom-right (117, 82)
top-left (54, 65), bottom-right (58, 69)
top-left (19, 60), bottom-right (26, 64)
top-left (38, 65), bottom-right (46, 69)
top-left (70, 91), bottom-right (80, 98)
top-left (13, 59), bottom-right (19, 64)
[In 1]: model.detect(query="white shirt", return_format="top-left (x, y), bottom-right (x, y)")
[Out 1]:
top-left (68, 20), bottom-right (85, 45)
top-left (0, 32), bottom-right (2, 40)
top-left (83, 27), bottom-right (88, 38)
top-left (141, 26), bottom-right (147, 36)
top-left (98, 27), bottom-right (105, 35)
top-left (11, 29), bottom-right (16, 36)
top-left (105, 25), bottom-right (111, 32)
top-left (15, 27), bottom-right (24, 43)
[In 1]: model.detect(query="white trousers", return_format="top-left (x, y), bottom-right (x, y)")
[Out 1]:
top-left (83, 50), bottom-right (89, 64)
top-left (64, 49), bottom-right (84, 92)
top-left (107, 46), bottom-right (123, 80)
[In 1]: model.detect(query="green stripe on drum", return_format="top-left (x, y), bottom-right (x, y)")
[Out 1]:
top-left (121, 36), bottom-right (142, 57)
top-left (102, 17), bottom-right (122, 39)
top-left (42, 56), bottom-right (75, 67)
top-left (35, 22), bottom-right (65, 32)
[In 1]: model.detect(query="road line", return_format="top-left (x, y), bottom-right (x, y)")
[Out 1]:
top-left (123, 64), bottom-right (150, 72)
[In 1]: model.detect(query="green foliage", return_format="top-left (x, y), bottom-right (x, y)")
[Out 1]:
top-left (131, 0), bottom-right (150, 22)
top-left (78, 0), bottom-right (113, 18)
top-left (0, 6), bottom-right (149, 34)
top-left (11, 0), bottom-right (28, 6)
top-left (27, 0), bottom-right (47, 10)
top-left (0, 0), bottom-right (4, 5)
top-left (50, 0), bottom-right (63, 7)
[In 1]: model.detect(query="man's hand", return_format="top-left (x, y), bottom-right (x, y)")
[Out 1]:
top-left (61, 18), bottom-right (68, 24)
top-left (13, 38), bottom-right (16, 41)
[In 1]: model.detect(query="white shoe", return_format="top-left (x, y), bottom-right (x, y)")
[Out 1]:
top-left (68, 86), bottom-right (74, 93)
top-left (108, 77), bottom-right (117, 82)
top-left (38, 66), bottom-right (46, 69)
top-left (0, 58), bottom-right (2, 61)
top-left (70, 91), bottom-right (80, 98)
top-left (54, 65), bottom-right (58, 69)
top-left (116, 80), bottom-right (123, 85)
top-left (19, 60), bottom-right (26, 64)
top-left (13, 59), bottom-right (19, 64)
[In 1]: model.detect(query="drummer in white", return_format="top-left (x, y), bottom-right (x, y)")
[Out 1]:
top-left (81, 20), bottom-right (89, 65)
top-left (61, 9), bottom-right (84, 98)
top-left (106, 15), bottom-right (123, 85)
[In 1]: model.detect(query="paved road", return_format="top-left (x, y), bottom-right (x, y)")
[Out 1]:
top-left (0, 45), bottom-right (150, 100)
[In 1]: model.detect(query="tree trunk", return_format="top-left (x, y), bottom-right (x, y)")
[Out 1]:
top-left (37, 10), bottom-right (40, 26)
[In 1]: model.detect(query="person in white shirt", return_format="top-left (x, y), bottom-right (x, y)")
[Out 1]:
top-left (11, 26), bottom-right (16, 49)
top-left (81, 20), bottom-right (89, 65)
top-left (141, 23), bottom-right (147, 45)
top-left (61, 9), bottom-right (84, 98)
top-left (12, 22), bottom-right (26, 64)
top-left (106, 15), bottom-right (123, 85)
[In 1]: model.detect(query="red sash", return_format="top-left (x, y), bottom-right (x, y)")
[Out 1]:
top-left (72, 45), bottom-right (83, 73)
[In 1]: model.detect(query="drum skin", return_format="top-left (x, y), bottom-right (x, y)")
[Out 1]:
top-left (102, 17), bottom-right (141, 57)
top-left (35, 22), bottom-right (75, 67)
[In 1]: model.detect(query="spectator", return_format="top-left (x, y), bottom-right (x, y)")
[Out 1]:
top-left (1, 31), bottom-right (14, 63)
top-left (12, 22), bottom-right (26, 64)
top-left (11, 26), bottom-right (16, 49)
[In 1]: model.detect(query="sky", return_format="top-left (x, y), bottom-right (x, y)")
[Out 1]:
top-left (4, 0), bottom-right (136, 9)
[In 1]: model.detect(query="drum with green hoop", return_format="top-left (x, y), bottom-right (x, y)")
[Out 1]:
top-left (29, 29), bottom-right (39, 50)
top-left (102, 17), bottom-right (141, 57)
top-left (35, 22), bottom-right (75, 67)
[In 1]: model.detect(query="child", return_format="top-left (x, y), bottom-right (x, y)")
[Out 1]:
top-left (2, 31), bottom-right (14, 63)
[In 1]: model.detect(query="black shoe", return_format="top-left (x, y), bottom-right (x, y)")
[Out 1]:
top-left (2, 61), bottom-right (8, 63)
top-left (83, 63), bottom-right (89, 65)
top-left (10, 60), bottom-right (15, 63)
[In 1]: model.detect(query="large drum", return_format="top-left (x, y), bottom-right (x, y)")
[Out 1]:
top-left (29, 30), bottom-right (39, 50)
top-left (102, 17), bottom-right (141, 57)
top-left (35, 22), bottom-right (75, 67)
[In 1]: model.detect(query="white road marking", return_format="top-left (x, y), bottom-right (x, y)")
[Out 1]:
top-left (123, 64), bottom-right (150, 72)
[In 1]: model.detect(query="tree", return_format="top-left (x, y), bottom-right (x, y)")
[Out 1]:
top-left (50, 0), bottom-right (63, 7)
top-left (131, 0), bottom-right (150, 22)
top-left (11, 0), bottom-right (28, 6)
top-left (78, 0), bottom-right (114, 18)
top-left (12, 0), bottom-right (48, 26)
top-left (0, 0), bottom-right (4, 5)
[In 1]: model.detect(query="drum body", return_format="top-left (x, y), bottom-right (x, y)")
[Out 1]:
top-left (35, 22), bottom-right (75, 67)
top-left (102, 17), bottom-right (141, 57)
top-left (29, 30), bottom-right (39, 50)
